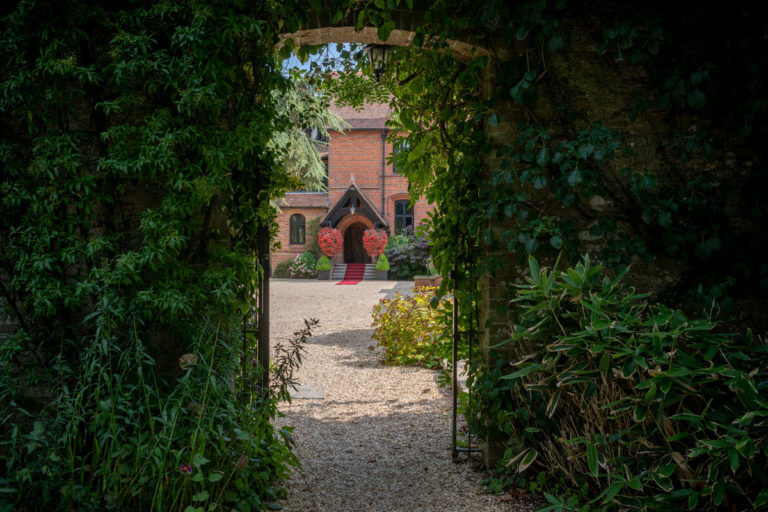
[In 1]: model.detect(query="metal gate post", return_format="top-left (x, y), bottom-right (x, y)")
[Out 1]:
top-left (451, 260), bottom-right (460, 462)
top-left (257, 222), bottom-right (270, 395)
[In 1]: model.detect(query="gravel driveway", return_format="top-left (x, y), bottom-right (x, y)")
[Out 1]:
top-left (271, 279), bottom-right (536, 512)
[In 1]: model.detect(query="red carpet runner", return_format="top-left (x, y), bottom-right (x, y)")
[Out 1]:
top-left (336, 263), bottom-right (365, 285)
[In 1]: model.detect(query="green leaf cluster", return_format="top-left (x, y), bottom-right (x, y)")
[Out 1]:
top-left (371, 288), bottom-right (452, 368)
top-left (0, 0), bottom-right (308, 509)
top-left (487, 256), bottom-right (768, 511)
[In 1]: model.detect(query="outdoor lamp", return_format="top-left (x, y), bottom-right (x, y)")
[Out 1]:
top-left (364, 44), bottom-right (390, 81)
top-left (350, 205), bottom-right (356, 215)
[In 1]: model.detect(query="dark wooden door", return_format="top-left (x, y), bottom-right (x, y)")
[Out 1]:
top-left (344, 223), bottom-right (368, 263)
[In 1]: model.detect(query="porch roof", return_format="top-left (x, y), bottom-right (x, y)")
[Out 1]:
top-left (321, 184), bottom-right (388, 230)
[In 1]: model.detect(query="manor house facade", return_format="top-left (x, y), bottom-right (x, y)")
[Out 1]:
top-left (272, 102), bottom-right (434, 270)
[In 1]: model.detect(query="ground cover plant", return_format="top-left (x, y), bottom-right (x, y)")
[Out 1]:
top-left (465, 256), bottom-right (768, 511)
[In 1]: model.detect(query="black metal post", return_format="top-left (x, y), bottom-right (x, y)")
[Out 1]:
top-left (257, 222), bottom-right (270, 395)
top-left (451, 261), bottom-right (459, 463)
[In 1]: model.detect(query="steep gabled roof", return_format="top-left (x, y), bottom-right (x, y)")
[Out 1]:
top-left (321, 184), bottom-right (388, 229)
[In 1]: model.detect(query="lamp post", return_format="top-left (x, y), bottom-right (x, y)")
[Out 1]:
top-left (364, 44), bottom-right (390, 81)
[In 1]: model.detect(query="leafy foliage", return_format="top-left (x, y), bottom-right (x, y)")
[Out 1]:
top-left (315, 254), bottom-right (332, 271)
top-left (305, 217), bottom-right (323, 258)
top-left (478, 256), bottom-right (768, 511)
top-left (375, 253), bottom-right (390, 272)
top-left (383, 231), bottom-right (431, 280)
top-left (371, 288), bottom-right (451, 368)
top-left (320, 9), bottom-right (768, 507)
top-left (0, 0), bottom-right (309, 509)
top-left (269, 74), bottom-right (348, 191)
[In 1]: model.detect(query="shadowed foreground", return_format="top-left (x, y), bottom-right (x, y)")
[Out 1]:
top-left (271, 279), bottom-right (536, 512)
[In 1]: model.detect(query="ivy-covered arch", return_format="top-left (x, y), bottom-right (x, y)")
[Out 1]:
top-left (2, 0), bottom-right (768, 509)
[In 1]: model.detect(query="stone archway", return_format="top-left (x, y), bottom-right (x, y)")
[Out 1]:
top-left (278, 4), bottom-right (499, 463)
top-left (343, 222), bottom-right (369, 263)
top-left (280, 0), bottom-right (485, 62)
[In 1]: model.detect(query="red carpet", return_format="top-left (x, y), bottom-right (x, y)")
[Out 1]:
top-left (336, 263), bottom-right (365, 285)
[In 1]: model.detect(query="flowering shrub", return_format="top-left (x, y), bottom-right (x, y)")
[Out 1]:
top-left (362, 229), bottom-right (388, 259)
top-left (384, 231), bottom-right (431, 280)
top-left (288, 252), bottom-right (316, 278)
top-left (371, 287), bottom-right (452, 368)
top-left (317, 227), bottom-right (343, 258)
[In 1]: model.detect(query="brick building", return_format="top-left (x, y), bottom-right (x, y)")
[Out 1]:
top-left (273, 102), bottom-right (434, 270)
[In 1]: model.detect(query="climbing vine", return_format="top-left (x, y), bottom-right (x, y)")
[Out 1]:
top-left (308, 0), bottom-right (768, 507)
top-left (2, 0), bottom-right (767, 508)
top-left (0, 0), bottom-right (311, 509)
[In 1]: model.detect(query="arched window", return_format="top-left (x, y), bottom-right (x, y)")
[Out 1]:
top-left (394, 200), bottom-right (414, 234)
top-left (290, 214), bottom-right (305, 244)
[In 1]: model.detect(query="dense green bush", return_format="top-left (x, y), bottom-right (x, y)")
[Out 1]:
top-left (315, 255), bottom-right (332, 271)
top-left (383, 231), bottom-right (431, 280)
top-left (0, 317), bottom-right (313, 512)
top-left (375, 253), bottom-right (390, 272)
top-left (371, 288), bottom-right (451, 368)
top-left (468, 256), bottom-right (768, 511)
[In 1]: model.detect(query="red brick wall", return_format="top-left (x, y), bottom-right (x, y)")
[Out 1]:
top-left (272, 208), bottom-right (326, 270)
top-left (328, 128), bottom-right (435, 233)
top-left (271, 127), bottom-right (437, 271)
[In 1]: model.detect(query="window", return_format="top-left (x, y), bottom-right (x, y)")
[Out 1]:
top-left (392, 140), bottom-right (408, 175)
top-left (322, 157), bottom-right (328, 190)
top-left (394, 200), bottom-right (414, 234)
top-left (290, 214), bottom-right (306, 244)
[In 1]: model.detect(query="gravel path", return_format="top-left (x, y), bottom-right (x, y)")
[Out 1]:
top-left (271, 279), bottom-right (536, 512)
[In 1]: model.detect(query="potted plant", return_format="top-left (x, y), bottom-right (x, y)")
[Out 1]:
top-left (375, 253), bottom-right (390, 280)
top-left (317, 227), bottom-right (343, 279)
top-left (362, 228), bottom-right (388, 278)
top-left (316, 254), bottom-right (332, 280)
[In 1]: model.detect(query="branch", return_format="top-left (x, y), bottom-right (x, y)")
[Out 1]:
top-left (0, 278), bottom-right (30, 336)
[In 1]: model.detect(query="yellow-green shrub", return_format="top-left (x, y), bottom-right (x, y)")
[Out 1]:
top-left (371, 288), bottom-right (451, 368)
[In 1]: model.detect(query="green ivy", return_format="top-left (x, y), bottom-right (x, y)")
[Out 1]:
top-left (0, 0), bottom-right (309, 509)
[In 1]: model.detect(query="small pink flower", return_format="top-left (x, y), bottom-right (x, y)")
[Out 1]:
top-left (178, 463), bottom-right (192, 475)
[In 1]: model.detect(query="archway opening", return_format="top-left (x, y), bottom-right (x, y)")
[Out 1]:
top-left (343, 221), bottom-right (369, 263)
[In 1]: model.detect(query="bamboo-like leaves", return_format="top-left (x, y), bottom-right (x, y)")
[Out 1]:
top-left (495, 255), bottom-right (768, 510)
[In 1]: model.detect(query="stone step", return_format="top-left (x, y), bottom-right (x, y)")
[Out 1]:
top-left (331, 263), bottom-right (377, 280)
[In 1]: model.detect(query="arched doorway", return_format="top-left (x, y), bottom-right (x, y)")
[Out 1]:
top-left (343, 222), bottom-right (368, 263)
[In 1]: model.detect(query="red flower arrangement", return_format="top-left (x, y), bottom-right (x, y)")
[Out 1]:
top-left (318, 227), bottom-right (343, 258)
top-left (362, 229), bottom-right (388, 259)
